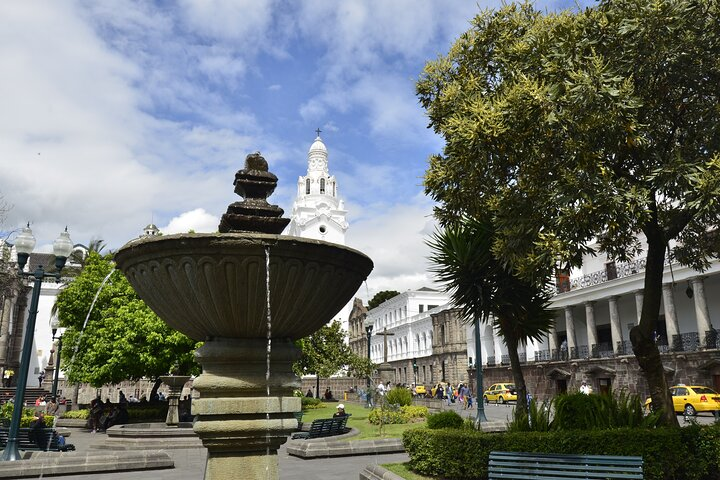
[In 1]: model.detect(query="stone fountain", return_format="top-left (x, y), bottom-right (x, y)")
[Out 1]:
top-left (114, 153), bottom-right (373, 480)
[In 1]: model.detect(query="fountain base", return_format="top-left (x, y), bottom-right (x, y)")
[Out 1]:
top-left (191, 337), bottom-right (301, 480)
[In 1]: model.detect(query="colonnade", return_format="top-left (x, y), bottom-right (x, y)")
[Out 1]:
top-left (548, 276), bottom-right (716, 356)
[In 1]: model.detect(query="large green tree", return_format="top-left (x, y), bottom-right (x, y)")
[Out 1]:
top-left (368, 290), bottom-right (400, 310)
top-left (55, 252), bottom-right (200, 390)
top-left (418, 0), bottom-right (720, 426)
top-left (293, 319), bottom-right (352, 398)
top-left (429, 216), bottom-right (554, 418)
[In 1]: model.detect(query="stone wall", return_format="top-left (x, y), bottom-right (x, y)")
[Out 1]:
top-left (468, 349), bottom-right (720, 400)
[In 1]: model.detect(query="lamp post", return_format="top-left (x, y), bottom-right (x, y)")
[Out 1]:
top-left (50, 317), bottom-right (63, 402)
top-left (1, 225), bottom-right (73, 462)
top-left (364, 316), bottom-right (374, 407)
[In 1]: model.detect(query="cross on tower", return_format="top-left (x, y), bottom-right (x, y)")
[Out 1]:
top-left (315, 127), bottom-right (321, 137)
top-left (376, 327), bottom-right (395, 364)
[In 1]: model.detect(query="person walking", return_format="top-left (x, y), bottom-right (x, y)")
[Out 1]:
top-left (37, 371), bottom-right (46, 388)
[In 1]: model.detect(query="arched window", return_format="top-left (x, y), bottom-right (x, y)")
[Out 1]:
top-left (332, 182), bottom-right (336, 197)
top-left (320, 178), bottom-right (325, 194)
top-left (305, 179), bottom-right (310, 194)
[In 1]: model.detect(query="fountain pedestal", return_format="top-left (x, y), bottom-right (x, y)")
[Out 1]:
top-left (192, 338), bottom-right (300, 479)
top-left (159, 375), bottom-right (190, 426)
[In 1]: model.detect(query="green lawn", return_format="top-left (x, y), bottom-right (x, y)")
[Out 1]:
top-left (382, 463), bottom-right (437, 480)
top-left (299, 402), bottom-right (426, 441)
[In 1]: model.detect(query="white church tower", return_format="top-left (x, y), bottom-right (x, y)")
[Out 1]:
top-left (286, 131), bottom-right (352, 333)
top-left (286, 130), bottom-right (348, 244)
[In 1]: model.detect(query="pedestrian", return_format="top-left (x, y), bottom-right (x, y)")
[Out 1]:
top-left (37, 371), bottom-right (46, 387)
top-left (560, 339), bottom-right (568, 360)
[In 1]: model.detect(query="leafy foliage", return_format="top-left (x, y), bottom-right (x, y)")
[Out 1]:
top-left (426, 410), bottom-right (464, 429)
top-left (346, 353), bottom-right (377, 380)
top-left (55, 252), bottom-right (200, 386)
top-left (293, 319), bottom-right (352, 379)
top-left (428, 216), bottom-right (554, 415)
top-left (301, 397), bottom-right (325, 410)
top-left (386, 386), bottom-right (413, 407)
top-left (552, 391), bottom-right (661, 431)
top-left (368, 290), bottom-right (400, 310)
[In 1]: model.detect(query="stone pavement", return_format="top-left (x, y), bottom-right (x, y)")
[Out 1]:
top-left (14, 427), bottom-right (409, 480)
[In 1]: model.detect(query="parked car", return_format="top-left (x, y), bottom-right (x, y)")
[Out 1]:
top-left (645, 385), bottom-right (720, 416)
top-left (483, 383), bottom-right (517, 404)
top-left (414, 385), bottom-right (427, 396)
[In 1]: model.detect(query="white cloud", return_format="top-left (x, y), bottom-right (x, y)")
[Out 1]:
top-left (346, 195), bottom-right (439, 302)
top-left (161, 208), bottom-right (220, 234)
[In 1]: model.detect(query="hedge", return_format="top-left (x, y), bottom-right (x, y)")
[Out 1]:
top-left (403, 424), bottom-right (720, 480)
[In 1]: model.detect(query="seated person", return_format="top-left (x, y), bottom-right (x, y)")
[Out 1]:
top-left (28, 413), bottom-right (47, 448)
top-left (305, 388), bottom-right (313, 397)
top-left (324, 388), bottom-right (333, 400)
top-left (333, 403), bottom-right (346, 418)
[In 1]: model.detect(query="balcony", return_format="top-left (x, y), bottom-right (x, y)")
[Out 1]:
top-left (525, 330), bottom-right (719, 365)
top-left (556, 259), bottom-right (647, 294)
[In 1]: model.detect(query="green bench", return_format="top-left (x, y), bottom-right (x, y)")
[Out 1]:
top-left (488, 451), bottom-right (643, 479)
top-left (290, 414), bottom-right (350, 440)
top-left (0, 427), bottom-right (74, 452)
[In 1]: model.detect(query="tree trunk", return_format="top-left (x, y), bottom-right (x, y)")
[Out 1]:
top-left (629, 231), bottom-right (679, 427)
top-left (506, 335), bottom-right (528, 418)
top-left (149, 377), bottom-right (163, 403)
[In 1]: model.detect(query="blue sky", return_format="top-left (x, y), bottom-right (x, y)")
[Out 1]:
top-left (0, 0), bottom-right (593, 301)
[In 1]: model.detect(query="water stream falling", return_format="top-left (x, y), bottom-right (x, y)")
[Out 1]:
top-left (69, 268), bottom-right (115, 362)
top-left (264, 247), bottom-right (272, 479)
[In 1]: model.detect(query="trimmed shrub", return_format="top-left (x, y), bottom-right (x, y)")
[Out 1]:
top-left (301, 397), bottom-right (325, 410)
top-left (61, 409), bottom-right (89, 419)
top-left (368, 405), bottom-right (429, 425)
top-left (551, 391), bottom-right (659, 431)
top-left (426, 410), bottom-right (463, 429)
top-left (403, 426), bottom-right (720, 480)
top-left (386, 387), bottom-right (413, 407)
top-left (369, 408), bottom-right (407, 425)
top-left (401, 405), bottom-right (429, 420)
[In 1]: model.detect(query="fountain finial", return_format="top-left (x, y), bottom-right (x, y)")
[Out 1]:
top-left (218, 152), bottom-right (290, 234)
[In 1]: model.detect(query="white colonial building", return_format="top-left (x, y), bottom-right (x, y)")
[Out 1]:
top-left (469, 234), bottom-right (720, 398)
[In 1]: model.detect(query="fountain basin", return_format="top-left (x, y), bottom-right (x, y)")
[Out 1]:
top-left (114, 232), bottom-right (373, 341)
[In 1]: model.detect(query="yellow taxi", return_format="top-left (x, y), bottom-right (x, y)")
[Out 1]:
top-left (483, 383), bottom-right (517, 404)
top-left (644, 385), bottom-right (720, 416)
top-left (414, 385), bottom-right (427, 396)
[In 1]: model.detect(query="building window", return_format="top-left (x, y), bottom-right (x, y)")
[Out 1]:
top-left (305, 179), bottom-right (310, 194)
top-left (320, 178), bottom-right (325, 194)
top-left (419, 305), bottom-right (424, 313)
top-left (332, 182), bottom-right (336, 197)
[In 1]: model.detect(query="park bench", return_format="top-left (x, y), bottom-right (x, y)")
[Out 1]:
top-left (0, 427), bottom-right (75, 452)
top-left (290, 414), bottom-right (350, 440)
top-left (488, 451), bottom-right (643, 479)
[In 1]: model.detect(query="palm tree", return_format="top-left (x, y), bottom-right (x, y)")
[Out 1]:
top-left (428, 216), bottom-right (554, 418)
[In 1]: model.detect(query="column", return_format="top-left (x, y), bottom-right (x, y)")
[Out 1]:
top-left (662, 283), bottom-right (680, 349)
top-left (634, 290), bottom-right (644, 325)
top-left (548, 320), bottom-right (558, 359)
top-left (0, 296), bottom-right (16, 368)
top-left (608, 296), bottom-right (623, 354)
top-left (691, 277), bottom-right (713, 347)
top-left (585, 301), bottom-right (597, 355)
top-left (564, 306), bottom-right (577, 359)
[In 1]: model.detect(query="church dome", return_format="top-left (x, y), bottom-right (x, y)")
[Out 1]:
top-left (309, 135), bottom-right (327, 155)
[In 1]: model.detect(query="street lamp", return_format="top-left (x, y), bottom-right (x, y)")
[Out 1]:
top-left (364, 316), bottom-right (374, 407)
top-left (50, 317), bottom-right (63, 402)
top-left (1, 225), bottom-right (73, 462)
